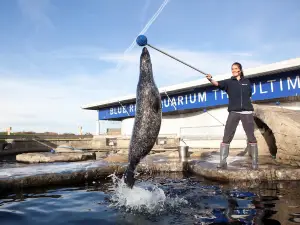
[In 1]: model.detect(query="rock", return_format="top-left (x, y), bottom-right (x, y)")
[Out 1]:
top-left (165, 150), bottom-right (180, 158)
top-left (138, 159), bottom-right (187, 173)
top-left (102, 151), bottom-right (181, 164)
top-left (188, 158), bottom-right (300, 182)
top-left (253, 104), bottom-right (300, 165)
top-left (16, 152), bottom-right (96, 163)
top-left (55, 145), bottom-right (83, 153)
top-left (189, 149), bottom-right (221, 158)
top-left (1, 139), bottom-right (16, 151)
top-left (116, 149), bottom-right (128, 154)
top-left (0, 157), bottom-right (187, 191)
top-left (103, 153), bottom-right (128, 163)
top-left (0, 160), bottom-right (126, 191)
top-left (148, 150), bottom-right (179, 158)
top-left (95, 152), bottom-right (109, 159)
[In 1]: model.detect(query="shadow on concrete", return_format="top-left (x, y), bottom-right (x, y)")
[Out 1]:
top-left (0, 136), bottom-right (58, 158)
top-left (254, 116), bottom-right (277, 157)
top-left (31, 136), bottom-right (58, 149)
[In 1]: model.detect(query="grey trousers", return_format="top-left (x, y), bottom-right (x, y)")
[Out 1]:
top-left (222, 112), bottom-right (257, 144)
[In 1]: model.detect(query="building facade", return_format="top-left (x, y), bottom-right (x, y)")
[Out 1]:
top-left (82, 58), bottom-right (300, 148)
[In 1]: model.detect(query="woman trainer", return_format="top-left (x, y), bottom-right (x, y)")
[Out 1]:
top-left (206, 62), bottom-right (258, 170)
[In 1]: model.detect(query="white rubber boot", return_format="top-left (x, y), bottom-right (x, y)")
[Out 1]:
top-left (217, 143), bottom-right (230, 169)
top-left (249, 143), bottom-right (258, 169)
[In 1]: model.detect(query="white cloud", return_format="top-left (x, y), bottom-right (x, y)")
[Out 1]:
top-left (18, 0), bottom-right (55, 30)
top-left (101, 46), bottom-right (264, 86)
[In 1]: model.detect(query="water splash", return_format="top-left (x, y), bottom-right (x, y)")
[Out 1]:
top-left (107, 174), bottom-right (188, 215)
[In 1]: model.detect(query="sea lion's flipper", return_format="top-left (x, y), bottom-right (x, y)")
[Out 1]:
top-left (152, 99), bottom-right (160, 113)
top-left (151, 89), bottom-right (161, 113)
top-left (123, 166), bottom-right (135, 189)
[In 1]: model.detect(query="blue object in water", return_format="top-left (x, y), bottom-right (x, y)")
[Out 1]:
top-left (136, 35), bottom-right (148, 46)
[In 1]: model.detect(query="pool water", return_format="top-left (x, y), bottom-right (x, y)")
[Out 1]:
top-left (0, 172), bottom-right (299, 225)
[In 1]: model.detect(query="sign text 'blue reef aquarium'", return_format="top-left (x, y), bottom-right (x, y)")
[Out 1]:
top-left (98, 69), bottom-right (300, 120)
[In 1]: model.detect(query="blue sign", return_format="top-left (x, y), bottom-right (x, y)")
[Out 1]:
top-left (98, 69), bottom-right (300, 120)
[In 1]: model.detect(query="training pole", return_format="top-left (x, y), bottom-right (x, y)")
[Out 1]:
top-left (136, 35), bottom-right (208, 76)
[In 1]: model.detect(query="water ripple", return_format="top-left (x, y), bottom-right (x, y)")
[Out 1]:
top-left (0, 173), bottom-right (298, 224)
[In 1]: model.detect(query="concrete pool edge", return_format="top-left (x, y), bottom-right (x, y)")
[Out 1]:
top-left (0, 163), bottom-right (122, 191)
top-left (2, 156), bottom-right (300, 192)
top-left (0, 159), bottom-right (185, 191)
top-left (187, 159), bottom-right (300, 182)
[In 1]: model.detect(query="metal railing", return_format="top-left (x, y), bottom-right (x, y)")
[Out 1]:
top-left (0, 134), bottom-right (93, 140)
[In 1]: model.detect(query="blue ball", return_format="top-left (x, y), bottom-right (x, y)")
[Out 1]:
top-left (203, 108), bottom-right (207, 112)
top-left (276, 101), bottom-right (280, 105)
top-left (136, 35), bottom-right (148, 46)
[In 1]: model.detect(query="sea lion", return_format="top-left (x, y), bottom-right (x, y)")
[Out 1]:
top-left (123, 47), bottom-right (162, 188)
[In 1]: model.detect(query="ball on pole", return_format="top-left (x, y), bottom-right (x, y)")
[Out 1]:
top-left (136, 35), bottom-right (148, 46)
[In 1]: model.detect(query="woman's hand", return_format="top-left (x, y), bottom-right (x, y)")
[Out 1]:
top-left (206, 74), bottom-right (219, 86)
top-left (206, 74), bottom-right (212, 80)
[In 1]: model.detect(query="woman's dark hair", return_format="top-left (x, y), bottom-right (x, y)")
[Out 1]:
top-left (232, 62), bottom-right (244, 77)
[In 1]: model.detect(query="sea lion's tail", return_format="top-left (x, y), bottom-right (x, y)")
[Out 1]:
top-left (123, 165), bottom-right (136, 188)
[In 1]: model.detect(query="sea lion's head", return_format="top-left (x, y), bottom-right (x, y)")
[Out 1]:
top-left (139, 47), bottom-right (153, 82)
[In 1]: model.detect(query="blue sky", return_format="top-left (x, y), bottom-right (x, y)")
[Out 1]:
top-left (0, 0), bottom-right (299, 133)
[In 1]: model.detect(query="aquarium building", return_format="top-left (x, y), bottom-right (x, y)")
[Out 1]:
top-left (82, 58), bottom-right (300, 148)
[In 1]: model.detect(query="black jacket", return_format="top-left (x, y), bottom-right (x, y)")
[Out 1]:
top-left (218, 76), bottom-right (254, 112)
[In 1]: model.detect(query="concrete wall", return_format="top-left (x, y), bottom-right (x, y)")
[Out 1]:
top-left (1, 136), bottom-right (178, 154)
top-left (4, 138), bottom-right (95, 151)
top-left (121, 107), bottom-right (246, 148)
top-left (119, 101), bottom-right (300, 149)
top-left (120, 109), bottom-right (235, 137)
top-left (96, 120), bottom-right (122, 135)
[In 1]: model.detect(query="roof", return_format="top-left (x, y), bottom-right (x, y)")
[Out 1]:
top-left (81, 57), bottom-right (300, 110)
